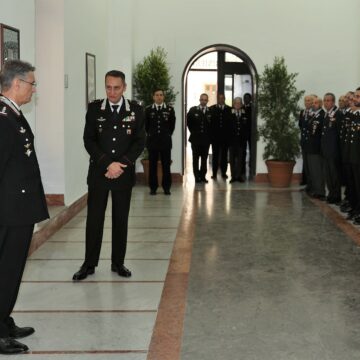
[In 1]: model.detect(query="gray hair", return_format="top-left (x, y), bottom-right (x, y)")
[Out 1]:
top-left (0, 60), bottom-right (35, 91)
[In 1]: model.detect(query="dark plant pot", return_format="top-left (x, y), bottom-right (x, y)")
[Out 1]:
top-left (265, 160), bottom-right (295, 188)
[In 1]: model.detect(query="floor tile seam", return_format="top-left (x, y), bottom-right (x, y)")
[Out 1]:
top-left (22, 280), bottom-right (164, 283)
top-left (310, 198), bottom-right (360, 246)
top-left (46, 241), bottom-right (175, 243)
top-left (63, 227), bottom-right (179, 229)
top-left (13, 310), bottom-right (158, 313)
top-left (30, 350), bottom-right (148, 354)
top-left (147, 189), bottom-right (197, 360)
top-left (28, 258), bottom-right (171, 261)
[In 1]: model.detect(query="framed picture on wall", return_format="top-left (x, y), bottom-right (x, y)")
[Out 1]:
top-left (86, 52), bottom-right (96, 106)
top-left (0, 24), bottom-right (20, 68)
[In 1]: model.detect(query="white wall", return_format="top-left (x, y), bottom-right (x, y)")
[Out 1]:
top-left (63, 0), bottom-right (110, 205)
top-left (35, 0), bottom-right (65, 194)
top-left (129, 0), bottom-right (360, 174)
top-left (0, 0), bottom-right (36, 127)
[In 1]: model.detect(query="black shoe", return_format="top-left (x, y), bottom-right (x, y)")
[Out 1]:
top-left (201, 178), bottom-right (209, 183)
top-left (346, 211), bottom-right (357, 220)
top-left (195, 177), bottom-right (202, 183)
top-left (111, 264), bottom-right (132, 277)
top-left (72, 266), bottom-right (95, 281)
top-left (150, 190), bottom-right (157, 195)
top-left (340, 204), bottom-right (352, 213)
top-left (300, 180), bottom-right (307, 186)
top-left (229, 178), bottom-right (236, 183)
top-left (9, 325), bottom-right (34, 339)
top-left (238, 177), bottom-right (245, 183)
top-left (164, 190), bottom-right (171, 195)
top-left (354, 217), bottom-right (360, 226)
top-left (211, 175), bottom-right (217, 180)
top-left (0, 338), bottom-right (28, 354)
top-left (221, 174), bottom-right (228, 179)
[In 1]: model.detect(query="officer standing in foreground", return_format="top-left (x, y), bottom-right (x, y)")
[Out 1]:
top-left (73, 70), bottom-right (145, 281)
top-left (145, 89), bottom-right (176, 195)
top-left (241, 93), bottom-right (253, 178)
top-left (0, 60), bottom-right (49, 354)
top-left (187, 93), bottom-right (212, 183)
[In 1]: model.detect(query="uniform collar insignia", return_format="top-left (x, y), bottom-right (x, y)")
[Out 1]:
top-left (0, 95), bottom-right (21, 116)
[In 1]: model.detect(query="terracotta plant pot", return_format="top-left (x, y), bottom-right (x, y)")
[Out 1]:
top-left (265, 160), bottom-right (295, 188)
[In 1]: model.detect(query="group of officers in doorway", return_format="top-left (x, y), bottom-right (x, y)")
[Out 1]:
top-left (299, 88), bottom-right (360, 225)
top-left (186, 92), bottom-right (252, 184)
top-left (144, 90), bottom-right (253, 195)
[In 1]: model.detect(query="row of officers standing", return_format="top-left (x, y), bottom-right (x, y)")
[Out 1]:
top-left (144, 90), bottom-right (253, 194)
top-left (299, 88), bottom-right (360, 224)
top-left (186, 92), bottom-right (252, 183)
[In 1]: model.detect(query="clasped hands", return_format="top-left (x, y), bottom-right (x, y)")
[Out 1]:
top-left (105, 162), bottom-right (127, 179)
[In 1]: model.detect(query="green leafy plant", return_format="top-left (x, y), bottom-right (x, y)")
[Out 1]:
top-left (133, 47), bottom-right (177, 107)
top-left (258, 57), bottom-right (304, 162)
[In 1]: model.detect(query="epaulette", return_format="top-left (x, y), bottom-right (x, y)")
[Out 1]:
top-left (90, 99), bottom-right (103, 104)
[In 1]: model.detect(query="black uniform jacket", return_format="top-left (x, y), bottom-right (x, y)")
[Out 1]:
top-left (187, 106), bottom-right (212, 146)
top-left (320, 106), bottom-right (342, 160)
top-left (209, 104), bottom-right (232, 143)
top-left (339, 108), bottom-right (353, 163)
top-left (228, 109), bottom-right (247, 147)
top-left (84, 97), bottom-right (145, 190)
top-left (145, 103), bottom-right (175, 150)
top-left (348, 109), bottom-right (360, 165)
top-left (0, 95), bottom-right (49, 226)
top-left (299, 109), bottom-right (311, 148)
top-left (303, 109), bottom-right (325, 154)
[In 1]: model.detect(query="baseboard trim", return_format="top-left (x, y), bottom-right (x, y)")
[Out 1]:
top-left (255, 173), bottom-right (302, 183)
top-left (136, 172), bottom-right (183, 185)
top-left (29, 193), bottom-right (88, 255)
top-left (46, 194), bottom-right (65, 206)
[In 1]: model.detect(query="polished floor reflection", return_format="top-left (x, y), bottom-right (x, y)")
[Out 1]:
top-left (11, 178), bottom-right (360, 360)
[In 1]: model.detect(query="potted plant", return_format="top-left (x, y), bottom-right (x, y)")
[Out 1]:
top-left (258, 57), bottom-right (304, 187)
top-left (133, 47), bottom-right (177, 183)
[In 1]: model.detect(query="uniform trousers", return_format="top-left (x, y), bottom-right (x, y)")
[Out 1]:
top-left (241, 135), bottom-right (251, 176)
top-left (191, 143), bottom-right (210, 180)
top-left (211, 141), bottom-right (228, 176)
top-left (351, 163), bottom-right (360, 213)
top-left (148, 148), bottom-right (171, 192)
top-left (307, 154), bottom-right (325, 196)
top-left (323, 157), bottom-right (341, 200)
top-left (229, 143), bottom-right (245, 180)
top-left (302, 150), bottom-right (311, 190)
top-left (0, 225), bottom-right (34, 337)
top-left (84, 186), bottom-right (132, 267)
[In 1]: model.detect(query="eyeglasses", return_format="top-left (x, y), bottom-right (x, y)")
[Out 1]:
top-left (19, 78), bottom-right (37, 87)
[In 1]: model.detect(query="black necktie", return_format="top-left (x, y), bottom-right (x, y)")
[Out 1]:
top-left (112, 105), bottom-right (119, 113)
top-left (157, 105), bottom-right (161, 112)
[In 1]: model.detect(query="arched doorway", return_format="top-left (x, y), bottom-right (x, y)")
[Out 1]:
top-left (182, 44), bottom-right (258, 179)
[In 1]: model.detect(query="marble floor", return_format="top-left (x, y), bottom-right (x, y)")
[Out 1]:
top-left (9, 171), bottom-right (360, 360)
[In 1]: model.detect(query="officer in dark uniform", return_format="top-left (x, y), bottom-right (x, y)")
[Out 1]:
top-left (241, 93), bottom-right (253, 178)
top-left (145, 89), bottom-right (176, 195)
top-left (303, 96), bottom-right (325, 199)
top-left (229, 97), bottom-right (246, 182)
top-left (187, 93), bottom-right (212, 183)
top-left (348, 89), bottom-right (360, 224)
top-left (210, 93), bottom-right (231, 179)
top-left (298, 95), bottom-right (314, 188)
top-left (0, 60), bottom-right (49, 354)
top-left (321, 93), bottom-right (342, 204)
top-left (73, 70), bottom-right (145, 281)
top-left (339, 93), bottom-right (357, 216)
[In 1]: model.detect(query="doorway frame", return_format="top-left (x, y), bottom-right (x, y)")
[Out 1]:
top-left (181, 44), bottom-right (258, 177)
